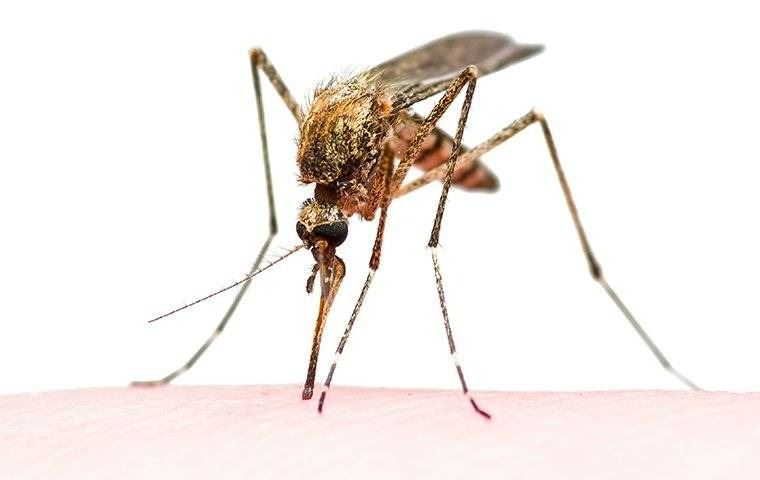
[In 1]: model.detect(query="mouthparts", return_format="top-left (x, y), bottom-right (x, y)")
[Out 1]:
top-left (302, 240), bottom-right (345, 400)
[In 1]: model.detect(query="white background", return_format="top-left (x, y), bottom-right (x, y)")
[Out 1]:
top-left (1, 1), bottom-right (758, 396)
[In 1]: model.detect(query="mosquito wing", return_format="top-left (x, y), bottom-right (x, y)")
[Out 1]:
top-left (366, 31), bottom-right (543, 110)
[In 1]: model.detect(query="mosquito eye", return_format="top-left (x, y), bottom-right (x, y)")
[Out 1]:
top-left (312, 221), bottom-right (348, 247)
top-left (296, 221), bottom-right (308, 241)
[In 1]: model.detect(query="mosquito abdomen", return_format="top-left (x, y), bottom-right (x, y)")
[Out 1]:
top-left (391, 114), bottom-right (499, 192)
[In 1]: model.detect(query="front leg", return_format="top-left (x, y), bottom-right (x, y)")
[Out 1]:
top-left (317, 67), bottom-right (490, 418)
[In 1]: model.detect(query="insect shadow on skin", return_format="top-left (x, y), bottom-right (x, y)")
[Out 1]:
top-left (133, 31), bottom-right (700, 419)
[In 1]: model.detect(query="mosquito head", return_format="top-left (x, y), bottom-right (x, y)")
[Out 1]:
top-left (296, 198), bottom-right (348, 249)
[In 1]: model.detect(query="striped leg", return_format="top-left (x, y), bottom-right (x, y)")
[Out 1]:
top-left (318, 66), bottom-right (490, 417)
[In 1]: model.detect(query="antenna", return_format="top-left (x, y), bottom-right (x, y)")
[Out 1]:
top-left (147, 244), bottom-right (305, 323)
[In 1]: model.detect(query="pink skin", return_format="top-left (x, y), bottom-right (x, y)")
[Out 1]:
top-left (1, 385), bottom-right (759, 479)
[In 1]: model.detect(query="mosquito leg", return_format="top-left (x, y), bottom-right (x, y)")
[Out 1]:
top-left (317, 67), bottom-right (483, 413)
top-left (399, 109), bottom-right (699, 390)
top-left (426, 78), bottom-right (491, 418)
top-left (132, 49), bottom-right (298, 386)
top-left (248, 48), bottom-right (303, 125)
top-left (534, 113), bottom-right (699, 390)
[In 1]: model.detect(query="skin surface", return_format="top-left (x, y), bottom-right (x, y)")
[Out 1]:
top-left (1, 385), bottom-right (758, 479)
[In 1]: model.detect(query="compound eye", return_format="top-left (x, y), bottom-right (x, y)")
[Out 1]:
top-left (312, 221), bottom-right (348, 247)
top-left (296, 221), bottom-right (309, 241)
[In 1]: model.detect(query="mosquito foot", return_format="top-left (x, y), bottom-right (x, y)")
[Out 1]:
top-left (130, 380), bottom-right (165, 388)
top-left (302, 386), bottom-right (314, 400)
top-left (470, 397), bottom-right (492, 419)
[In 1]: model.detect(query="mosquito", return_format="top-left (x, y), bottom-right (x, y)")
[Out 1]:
top-left (133, 31), bottom-right (700, 418)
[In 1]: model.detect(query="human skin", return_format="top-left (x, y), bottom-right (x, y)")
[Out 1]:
top-left (1, 385), bottom-right (758, 479)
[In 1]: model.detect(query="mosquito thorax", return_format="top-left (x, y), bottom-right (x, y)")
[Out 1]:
top-left (296, 77), bottom-right (393, 187)
top-left (296, 198), bottom-right (349, 248)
